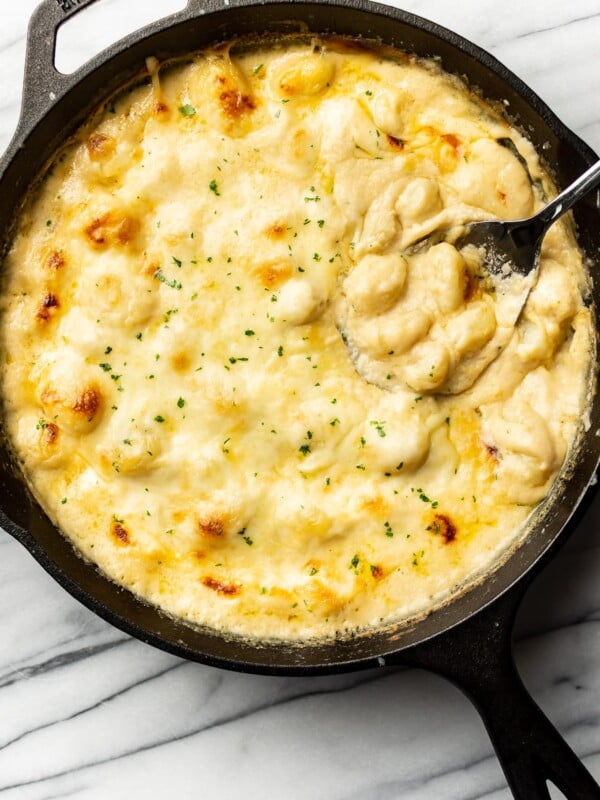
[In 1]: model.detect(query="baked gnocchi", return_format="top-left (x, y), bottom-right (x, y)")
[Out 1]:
top-left (0, 37), bottom-right (593, 641)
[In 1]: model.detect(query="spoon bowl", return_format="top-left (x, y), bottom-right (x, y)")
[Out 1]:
top-left (455, 158), bottom-right (600, 309)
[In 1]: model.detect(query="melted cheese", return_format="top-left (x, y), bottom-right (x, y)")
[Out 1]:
top-left (0, 38), bottom-right (593, 641)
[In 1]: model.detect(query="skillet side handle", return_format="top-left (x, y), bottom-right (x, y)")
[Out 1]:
top-left (397, 592), bottom-right (600, 800)
top-left (18, 0), bottom-right (101, 133)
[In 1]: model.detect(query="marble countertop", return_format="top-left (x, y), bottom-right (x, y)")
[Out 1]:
top-left (0, 1), bottom-right (599, 798)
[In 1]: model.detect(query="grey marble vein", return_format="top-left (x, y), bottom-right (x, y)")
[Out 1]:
top-left (0, 636), bottom-right (127, 690)
top-left (512, 11), bottom-right (600, 41)
top-left (0, 664), bottom-right (183, 790)
top-left (0, 668), bottom-right (388, 793)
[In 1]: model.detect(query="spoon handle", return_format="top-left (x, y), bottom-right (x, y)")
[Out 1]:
top-left (537, 159), bottom-right (600, 233)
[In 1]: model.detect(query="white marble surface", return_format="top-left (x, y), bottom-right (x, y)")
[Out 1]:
top-left (0, 1), bottom-right (599, 798)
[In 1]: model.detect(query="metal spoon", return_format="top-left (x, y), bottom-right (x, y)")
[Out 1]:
top-left (456, 159), bottom-right (600, 279)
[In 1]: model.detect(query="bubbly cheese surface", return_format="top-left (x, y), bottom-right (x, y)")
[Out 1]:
top-left (0, 38), bottom-right (593, 641)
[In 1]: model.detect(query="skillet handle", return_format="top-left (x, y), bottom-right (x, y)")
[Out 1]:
top-left (396, 591), bottom-right (600, 799)
top-left (19, 0), bottom-right (101, 128)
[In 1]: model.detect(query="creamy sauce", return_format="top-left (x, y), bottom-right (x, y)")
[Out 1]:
top-left (0, 38), bottom-right (593, 640)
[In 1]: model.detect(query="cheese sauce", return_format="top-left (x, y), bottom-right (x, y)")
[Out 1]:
top-left (0, 38), bottom-right (593, 640)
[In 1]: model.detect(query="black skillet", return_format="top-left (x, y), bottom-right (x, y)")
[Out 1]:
top-left (1, 1), bottom-right (599, 797)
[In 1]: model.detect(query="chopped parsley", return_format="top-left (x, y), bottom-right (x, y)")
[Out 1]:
top-left (179, 104), bottom-right (196, 116)
top-left (370, 420), bottom-right (386, 438)
top-left (154, 269), bottom-right (182, 290)
top-left (237, 527), bottom-right (253, 546)
top-left (209, 179), bottom-right (220, 196)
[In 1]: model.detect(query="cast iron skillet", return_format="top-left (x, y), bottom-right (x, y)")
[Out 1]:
top-left (1, 1), bottom-right (599, 797)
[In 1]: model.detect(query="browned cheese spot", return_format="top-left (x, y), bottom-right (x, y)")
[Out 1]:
top-left (170, 352), bottom-right (191, 373)
top-left (442, 133), bottom-right (461, 153)
top-left (72, 386), bottom-right (102, 421)
top-left (85, 214), bottom-right (111, 247)
top-left (484, 441), bottom-right (500, 461)
top-left (40, 386), bottom-right (59, 407)
top-left (431, 512), bottom-right (457, 544)
top-left (387, 134), bottom-right (405, 150)
top-left (46, 250), bottom-right (65, 270)
top-left (497, 189), bottom-right (507, 203)
top-left (265, 222), bottom-right (287, 239)
top-left (202, 576), bottom-right (240, 596)
top-left (111, 519), bottom-right (131, 545)
top-left (142, 260), bottom-right (161, 277)
top-left (370, 564), bottom-right (384, 579)
top-left (36, 293), bottom-right (60, 322)
top-left (258, 263), bottom-right (292, 289)
top-left (86, 133), bottom-right (116, 161)
top-left (116, 216), bottom-right (139, 245)
top-left (85, 212), bottom-right (140, 249)
top-left (154, 101), bottom-right (170, 115)
top-left (41, 422), bottom-right (59, 447)
top-left (216, 75), bottom-right (256, 119)
top-left (198, 516), bottom-right (226, 538)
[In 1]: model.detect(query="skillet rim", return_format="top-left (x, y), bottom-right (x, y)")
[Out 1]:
top-left (0, 0), bottom-right (599, 675)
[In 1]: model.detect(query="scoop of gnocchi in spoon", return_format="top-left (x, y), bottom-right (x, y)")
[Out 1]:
top-left (340, 159), bottom-right (600, 395)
